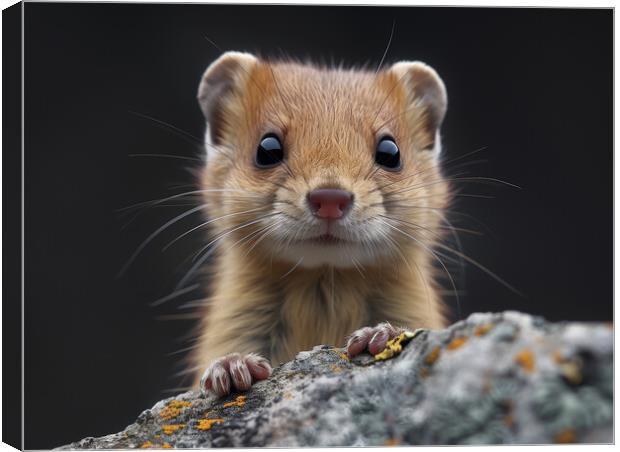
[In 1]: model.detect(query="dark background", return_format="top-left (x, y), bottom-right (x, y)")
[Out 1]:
top-left (23, 4), bottom-right (612, 449)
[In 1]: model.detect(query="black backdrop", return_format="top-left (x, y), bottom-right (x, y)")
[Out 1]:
top-left (23, 4), bottom-right (612, 448)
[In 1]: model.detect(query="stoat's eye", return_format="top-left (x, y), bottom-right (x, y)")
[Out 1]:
top-left (375, 136), bottom-right (401, 170)
top-left (255, 134), bottom-right (284, 168)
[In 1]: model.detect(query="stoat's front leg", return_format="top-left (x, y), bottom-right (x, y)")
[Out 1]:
top-left (345, 322), bottom-right (405, 357)
top-left (200, 353), bottom-right (272, 397)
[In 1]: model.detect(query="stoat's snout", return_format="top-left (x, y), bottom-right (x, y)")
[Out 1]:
top-left (302, 187), bottom-right (357, 245)
top-left (270, 175), bottom-right (392, 268)
top-left (307, 188), bottom-right (354, 220)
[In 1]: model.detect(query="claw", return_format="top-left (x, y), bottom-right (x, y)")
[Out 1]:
top-left (346, 322), bottom-right (404, 358)
top-left (200, 353), bottom-right (272, 398)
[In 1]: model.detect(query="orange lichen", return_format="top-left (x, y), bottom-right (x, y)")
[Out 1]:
top-left (223, 395), bottom-right (246, 408)
top-left (330, 364), bottom-right (343, 373)
top-left (196, 418), bottom-right (225, 431)
top-left (446, 336), bottom-right (468, 351)
top-left (419, 367), bottom-right (430, 378)
top-left (140, 441), bottom-right (154, 449)
top-left (554, 429), bottom-right (577, 443)
top-left (560, 362), bottom-right (583, 385)
top-left (162, 424), bottom-right (186, 435)
top-left (384, 438), bottom-right (400, 446)
top-left (515, 349), bottom-right (535, 373)
top-left (374, 330), bottom-right (418, 361)
top-left (424, 346), bottom-right (441, 365)
top-left (159, 399), bottom-right (192, 421)
top-left (474, 324), bottom-right (494, 336)
top-left (339, 352), bottom-right (350, 361)
top-left (552, 351), bottom-right (583, 384)
top-left (162, 443), bottom-right (173, 449)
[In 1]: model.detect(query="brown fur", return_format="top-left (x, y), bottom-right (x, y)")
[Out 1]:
top-left (190, 54), bottom-right (451, 385)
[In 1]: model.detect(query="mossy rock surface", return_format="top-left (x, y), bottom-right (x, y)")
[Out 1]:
top-left (58, 311), bottom-right (613, 448)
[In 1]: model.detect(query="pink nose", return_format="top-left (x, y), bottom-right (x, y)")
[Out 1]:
top-left (307, 189), bottom-right (353, 219)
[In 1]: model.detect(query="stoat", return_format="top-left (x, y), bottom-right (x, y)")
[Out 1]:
top-left (190, 51), bottom-right (451, 396)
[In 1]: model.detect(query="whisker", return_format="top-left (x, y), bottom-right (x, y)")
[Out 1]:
top-left (203, 33), bottom-right (223, 52)
top-left (381, 193), bottom-right (494, 206)
top-left (377, 227), bottom-right (435, 319)
top-left (118, 204), bottom-right (209, 277)
top-left (176, 214), bottom-right (280, 289)
top-left (370, 145), bottom-right (490, 194)
top-left (166, 343), bottom-right (200, 356)
top-left (117, 190), bottom-right (206, 213)
top-left (387, 211), bottom-right (521, 297)
top-left (386, 176), bottom-right (520, 198)
top-left (372, 164), bottom-right (466, 195)
top-left (349, 256), bottom-right (366, 279)
top-left (128, 110), bottom-right (204, 147)
top-left (191, 214), bottom-right (278, 264)
top-left (375, 19), bottom-right (396, 74)
top-left (379, 202), bottom-right (493, 233)
top-left (364, 164), bottom-right (383, 181)
top-left (173, 365), bottom-right (202, 378)
top-left (279, 257), bottom-right (304, 280)
top-left (377, 217), bottom-right (461, 319)
top-left (370, 70), bottom-right (411, 130)
top-left (377, 171), bottom-right (470, 197)
top-left (162, 207), bottom-right (267, 251)
top-left (378, 214), bottom-right (449, 245)
top-left (440, 146), bottom-right (489, 167)
top-left (434, 242), bottom-right (524, 297)
top-left (156, 313), bottom-right (203, 321)
top-left (120, 202), bottom-right (202, 231)
top-left (177, 298), bottom-right (208, 310)
top-left (437, 213), bottom-right (468, 313)
top-left (128, 153), bottom-right (203, 163)
top-left (117, 188), bottom-right (262, 213)
top-left (374, 103), bottom-right (421, 131)
top-left (243, 220), bottom-right (286, 257)
top-left (375, 203), bottom-right (446, 212)
top-left (150, 283), bottom-right (201, 307)
top-left (268, 178), bottom-right (294, 192)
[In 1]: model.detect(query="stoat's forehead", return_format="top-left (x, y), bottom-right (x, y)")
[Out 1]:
top-left (261, 62), bottom-right (406, 130)
top-left (267, 63), bottom-right (395, 122)
top-left (232, 61), bottom-right (412, 175)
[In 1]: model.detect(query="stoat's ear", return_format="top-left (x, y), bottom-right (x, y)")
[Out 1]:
top-left (388, 61), bottom-right (447, 136)
top-left (197, 51), bottom-right (258, 145)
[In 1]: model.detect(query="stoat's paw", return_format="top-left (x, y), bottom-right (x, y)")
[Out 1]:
top-left (346, 322), bottom-right (404, 358)
top-left (200, 353), bottom-right (272, 397)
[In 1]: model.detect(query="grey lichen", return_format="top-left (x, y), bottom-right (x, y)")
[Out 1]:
top-left (59, 311), bottom-right (613, 448)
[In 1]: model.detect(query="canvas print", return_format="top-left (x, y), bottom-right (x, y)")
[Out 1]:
top-left (4, 2), bottom-right (613, 449)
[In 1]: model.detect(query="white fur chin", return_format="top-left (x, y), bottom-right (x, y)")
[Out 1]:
top-left (274, 242), bottom-right (385, 269)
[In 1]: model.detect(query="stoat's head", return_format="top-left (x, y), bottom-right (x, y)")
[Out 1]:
top-left (197, 51), bottom-right (450, 269)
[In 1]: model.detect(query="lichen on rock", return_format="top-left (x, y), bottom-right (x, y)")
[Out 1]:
top-left (58, 311), bottom-right (613, 448)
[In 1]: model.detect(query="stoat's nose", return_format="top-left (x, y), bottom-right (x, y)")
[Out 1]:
top-left (307, 188), bottom-right (353, 220)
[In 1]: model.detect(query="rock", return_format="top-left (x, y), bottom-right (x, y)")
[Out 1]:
top-left (58, 312), bottom-right (613, 448)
